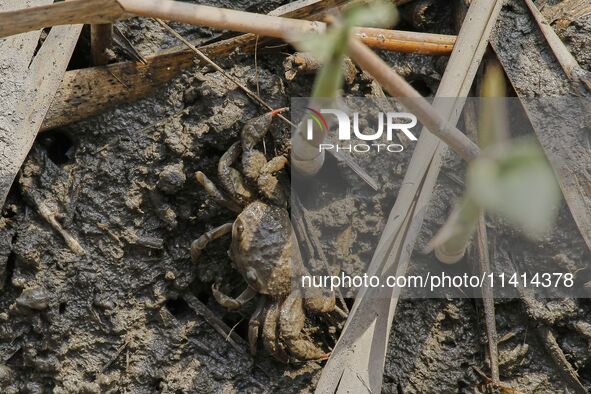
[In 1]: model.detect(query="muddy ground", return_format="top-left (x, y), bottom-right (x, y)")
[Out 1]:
top-left (1, 0), bottom-right (590, 392)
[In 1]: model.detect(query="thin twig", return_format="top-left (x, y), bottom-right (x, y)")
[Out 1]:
top-left (182, 292), bottom-right (247, 354)
top-left (465, 99), bottom-right (499, 383)
top-left (536, 325), bottom-right (587, 394)
top-left (254, 35), bottom-right (260, 97)
top-left (101, 341), bottom-right (128, 372)
top-left (472, 366), bottom-right (525, 394)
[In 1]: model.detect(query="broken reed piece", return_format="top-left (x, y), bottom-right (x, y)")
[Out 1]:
top-left (0, 0), bottom-right (124, 38)
top-left (464, 98), bottom-right (500, 384)
top-left (0, 0), bottom-right (456, 56)
top-left (524, 0), bottom-right (591, 93)
top-left (354, 27), bottom-right (455, 55)
top-left (90, 23), bottom-right (113, 65)
top-left (428, 198), bottom-right (479, 264)
top-left (284, 52), bottom-right (357, 84)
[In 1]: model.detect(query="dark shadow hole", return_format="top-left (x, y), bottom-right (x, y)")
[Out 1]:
top-left (67, 25), bottom-right (92, 70)
top-left (37, 129), bottom-right (76, 165)
top-left (58, 302), bottom-right (67, 315)
top-left (190, 283), bottom-right (212, 305)
top-left (397, 383), bottom-right (404, 394)
top-left (409, 79), bottom-right (433, 97)
top-left (344, 298), bottom-right (355, 310)
top-left (152, 377), bottom-right (164, 389)
top-left (6, 347), bottom-right (22, 367)
top-left (579, 360), bottom-right (591, 386)
top-left (3, 252), bottom-right (16, 290)
top-left (165, 297), bottom-right (192, 320)
top-left (221, 313), bottom-right (249, 341)
top-left (43, 378), bottom-right (56, 391)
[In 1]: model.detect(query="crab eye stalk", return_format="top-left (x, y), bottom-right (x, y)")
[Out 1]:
top-left (234, 220), bottom-right (245, 239)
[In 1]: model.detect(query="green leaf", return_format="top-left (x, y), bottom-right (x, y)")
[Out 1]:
top-left (294, 29), bottom-right (342, 64)
top-left (467, 140), bottom-right (561, 239)
top-left (345, 1), bottom-right (398, 28)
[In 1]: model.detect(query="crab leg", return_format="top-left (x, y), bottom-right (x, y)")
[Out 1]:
top-left (280, 291), bottom-right (328, 361)
top-left (248, 297), bottom-right (266, 355)
top-left (195, 171), bottom-right (242, 213)
top-left (191, 222), bottom-right (233, 262)
top-left (257, 155), bottom-right (289, 206)
top-left (262, 301), bottom-right (290, 363)
top-left (218, 141), bottom-right (255, 205)
top-left (303, 287), bottom-right (337, 314)
top-left (211, 284), bottom-right (257, 309)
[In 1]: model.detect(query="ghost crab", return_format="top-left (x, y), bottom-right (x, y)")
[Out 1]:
top-left (193, 109), bottom-right (336, 362)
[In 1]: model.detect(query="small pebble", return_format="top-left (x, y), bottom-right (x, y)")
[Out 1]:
top-left (0, 364), bottom-right (12, 383)
top-left (165, 271), bottom-right (176, 281)
top-left (158, 163), bottom-right (186, 195)
top-left (16, 287), bottom-right (49, 310)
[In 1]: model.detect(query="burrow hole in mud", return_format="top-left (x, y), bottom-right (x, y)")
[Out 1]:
top-left (36, 129), bottom-right (76, 165)
top-left (58, 302), bottom-right (67, 314)
top-left (165, 297), bottom-right (192, 320)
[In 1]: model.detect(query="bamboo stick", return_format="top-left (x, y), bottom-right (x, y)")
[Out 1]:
top-left (0, 0), bottom-right (456, 56)
top-left (91, 23), bottom-right (113, 65)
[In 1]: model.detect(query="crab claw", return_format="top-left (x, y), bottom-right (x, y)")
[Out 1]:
top-left (241, 108), bottom-right (288, 150)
